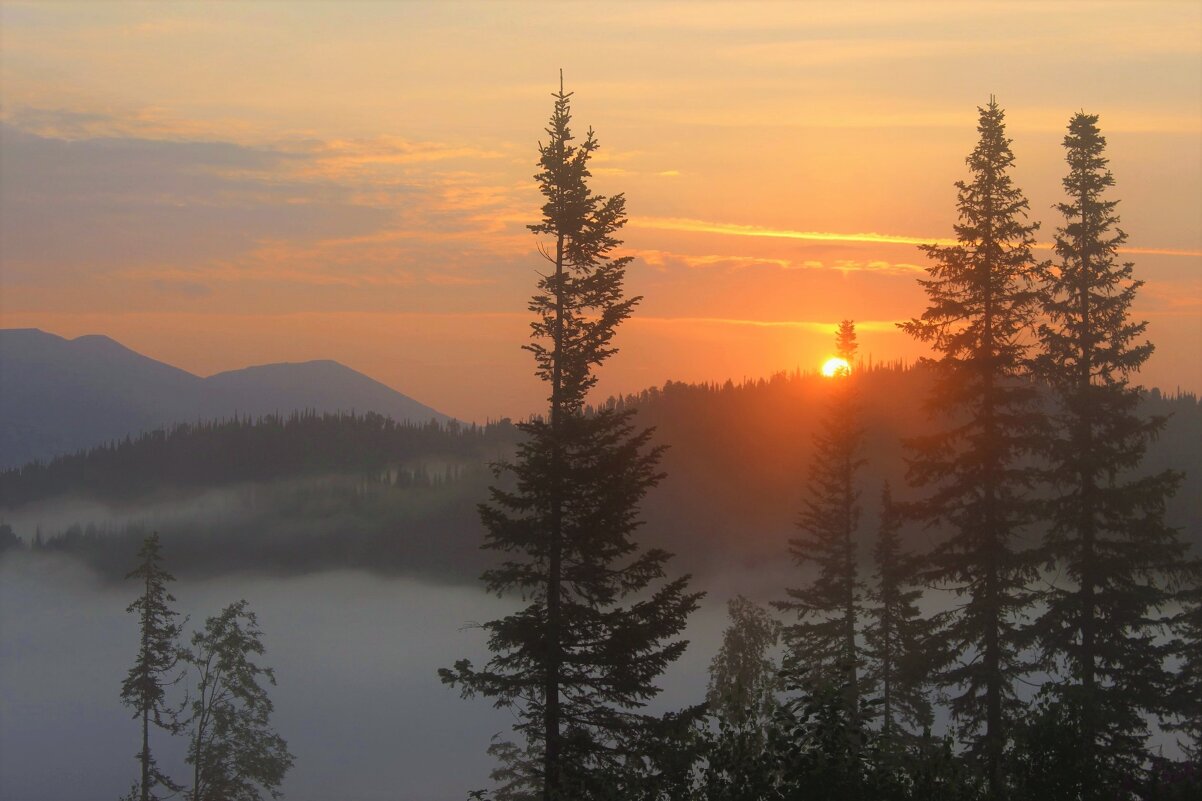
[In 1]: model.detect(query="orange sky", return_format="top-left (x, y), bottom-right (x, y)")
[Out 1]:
top-left (2, 1), bottom-right (1199, 421)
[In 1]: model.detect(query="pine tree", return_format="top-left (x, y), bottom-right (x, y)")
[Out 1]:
top-left (185, 600), bottom-right (293, 801)
top-left (439, 77), bottom-right (700, 801)
top-left (1032, 111), bottom-right (1188, 793)
top-left (863, 484), bottom-right (934, 748)
top-left (778, 320), bottom-right (866, 706)
top-left (121, 532), bottom-right (185, 801)
top-left (899, 98), bottom-right (1044, 797)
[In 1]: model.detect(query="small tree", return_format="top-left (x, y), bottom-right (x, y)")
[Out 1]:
top-left (707, 595), bottom-right (782, 728)
top-left (1032, 111), bottom-right (1188, 794)
top-left (440, 77), bottom-right (699, 801)
top-left (900, 98), bottom-right (1044, 796)
top-left (701, 596), bottom-right (783, 801)
top-left (185, 601), bottom-right (292, 801)
top-left (121, 532), bottom-right (185, 801)
top-left (863, 483), bottom-right (935, 749)
top-left (778, 320), bottom-right (866, 706)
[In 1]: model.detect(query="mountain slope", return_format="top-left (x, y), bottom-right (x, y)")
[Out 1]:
top-left (0, 329), bottom-right (450, 468)
top-left (202, 360), bottom-right (445, 424)
top-left (4, 363), bottom-right (1195, 583)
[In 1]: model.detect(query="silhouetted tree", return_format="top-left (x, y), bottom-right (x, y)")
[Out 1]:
top-left (701, 596), bottom-right (783, 800)
top-left (121, 532), bottom-right (185, 801)
top-left (864, 484), bottom-right (935, 748)
top-left (708, 595), bottom-right (781, 728)
top-left (1031, 111), bottom-right (1188, 795)
top-left (778, 320), bottom-right (866, 707)
top-left (1007, 694), bottom-right (1092, 801)
top-left (0, 522), bottom-right (22, 552)
top-left (1170, 571), bottom-right (1202, 762)
top-left (900, 97), bottom-right (1044, 796)
top-left (440, 77), bottom-right (699, 801)
top-left (185, 601), bottom-right (292, 801)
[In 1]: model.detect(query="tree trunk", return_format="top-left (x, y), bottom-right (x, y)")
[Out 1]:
top-left (543, 229), bottom-right (566, 801)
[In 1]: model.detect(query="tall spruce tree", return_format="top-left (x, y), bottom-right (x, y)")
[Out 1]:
top-left (121, 532), bottom-right (185, 801)
top-left (900, 98), bottom-right (1043, 797)
top-left (440, 77), bottom-right (699, 801)
top-left (1032, 111), bottom-right (1188, 793)
top-left (863, 483), bottom-right (935, 748)
top-left (778, 320), bottom-right (866, 706)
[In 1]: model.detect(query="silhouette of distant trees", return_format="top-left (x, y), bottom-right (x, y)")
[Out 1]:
top-left (0, 411), bottom-right (516, 507)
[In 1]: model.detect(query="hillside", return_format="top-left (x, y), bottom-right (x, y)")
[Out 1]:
top-left (2, 363), bottom-right (1197, 582)
top-left (0, 329), bottom-right (450, 468)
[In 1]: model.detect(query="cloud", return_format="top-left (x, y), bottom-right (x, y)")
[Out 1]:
top-left (629, 216), bottom-right (955, 247)
top-left (628, 216), bottom-right (1202, 258)
top-left (632, 316), bottom-right (903, 333)
top-left (0, 116), bottom-right (536, 296)
top-left (0, 124), bottom-right (400, 277)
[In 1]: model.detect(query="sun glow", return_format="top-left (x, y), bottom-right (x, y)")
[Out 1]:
top-left (821, 357), bottom-right (851, 377)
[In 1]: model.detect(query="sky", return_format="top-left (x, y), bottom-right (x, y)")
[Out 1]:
top-left (1, 1), bottom-right (1199, 422)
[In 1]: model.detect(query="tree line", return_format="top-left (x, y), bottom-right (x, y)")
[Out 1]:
top-left (0, 410), bottom-right (517, 507)
top-left (440, 86), bottom-right (1202, 801)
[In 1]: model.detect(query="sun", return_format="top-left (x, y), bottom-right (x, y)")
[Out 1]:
top-left (821, 357), bottom-right (851, 377)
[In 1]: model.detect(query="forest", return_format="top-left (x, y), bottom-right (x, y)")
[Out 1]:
top-left (2, 86), bottom-right (1200, 801)
top-left (2, 368), bottom-right (1197, 585)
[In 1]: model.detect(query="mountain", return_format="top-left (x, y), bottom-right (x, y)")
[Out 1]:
top-left (0, 328), bottom-right (450, 468)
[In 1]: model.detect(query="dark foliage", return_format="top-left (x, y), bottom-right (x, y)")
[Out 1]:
top-left (0, 410), bottom-right (515, 508)
top-left (185, 600), bottom-right (292, 801)
top-left (863, 483), bottom-right (935, 746)
top-left (900, 97), bottom-right (1045, 794)
top-left (121, 532), bottom-right (185, 801)
top-left (778, 321), bottom-right (867, 706)
top-left (440, 80), bottom-right (699, 800)
top-left (1031, 111), bottom-right (1190, 795)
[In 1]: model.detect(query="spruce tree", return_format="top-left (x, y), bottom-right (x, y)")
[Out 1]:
top-left (1032, 111), bottom-right (1188, 793)
top-left (440, 77), bottom-right (700, 801)
top-left (121, 532), bottom-right (184, 801)
top-left (900, 98), bottom-right (1043, 797)
top-left (778, 320), bottom-right (866, 706)
top-left (863, 483), bottom-right (935, 748)
top-left (185, 600), bottom-right (293, 801)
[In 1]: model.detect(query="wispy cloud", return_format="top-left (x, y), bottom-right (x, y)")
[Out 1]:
top-left (633, 248), bottom-right (923, 275)
top-left (632, 316), bottom-right (903, 333)
top-left (629, 216), bottom-right (957, 247)
top-left (629, 216), bottom-right (1202, 258)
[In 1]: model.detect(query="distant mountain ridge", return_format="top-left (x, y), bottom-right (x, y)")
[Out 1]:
top-left (0, 328), bottom-right (451, 468)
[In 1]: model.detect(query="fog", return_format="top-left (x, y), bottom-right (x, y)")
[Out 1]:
top-left (0, 553), bottom-right (740, 801)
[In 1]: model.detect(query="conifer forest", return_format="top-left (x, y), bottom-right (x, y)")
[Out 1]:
top-left (2, 6), bottom-right (1201, 801)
